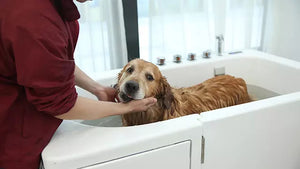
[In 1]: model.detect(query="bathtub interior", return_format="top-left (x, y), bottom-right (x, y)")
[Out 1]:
top-left (79, 84), bottom-right (280, 127)
top-left (77, 51), bottom-right (299, 127)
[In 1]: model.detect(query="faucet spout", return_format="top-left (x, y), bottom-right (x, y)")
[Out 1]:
top-left (216, 35), bottom-right (224, 56)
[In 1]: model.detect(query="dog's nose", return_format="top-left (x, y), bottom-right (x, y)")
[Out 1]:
top-left (125, 81), bottom-right (139, 94)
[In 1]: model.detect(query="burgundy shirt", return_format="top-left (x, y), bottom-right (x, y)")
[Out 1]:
top-left (0, 0), bottom-right (80, 168)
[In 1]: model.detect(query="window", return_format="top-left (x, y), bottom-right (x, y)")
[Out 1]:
top-left (74, 0), bottom-right (128, 78)
top-left (137, 0), bottom-right (265, 63)
top-left (74, 0), bottom-right (266, 74)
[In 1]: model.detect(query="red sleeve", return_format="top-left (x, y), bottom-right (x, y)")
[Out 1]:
top-left (4, 6), bottom-right (78, 116)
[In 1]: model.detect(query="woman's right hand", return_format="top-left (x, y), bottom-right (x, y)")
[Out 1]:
top-left (124, 97), bottom-right (157, 113)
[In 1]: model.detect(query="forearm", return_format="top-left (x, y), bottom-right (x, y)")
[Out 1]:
top-left (74, 65), bottom-right (101, 94)
top-left (55, 96), bottom-right (157, 120)
top-left (56, 96), bottom-right (129, 120)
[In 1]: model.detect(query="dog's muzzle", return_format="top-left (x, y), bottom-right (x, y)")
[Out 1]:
top-left (119, 80), bottom-right (141, 102)
top-left (125, 80), bottom-right (139, 95)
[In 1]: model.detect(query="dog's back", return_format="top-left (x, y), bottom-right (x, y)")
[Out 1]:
top-left (165, 75), bottom-right (251, 120)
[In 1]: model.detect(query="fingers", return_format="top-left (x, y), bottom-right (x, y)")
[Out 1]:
top-left (143, 97), bottom-right (157, 106)
top-left (95, 86), bottom-right (117, 102)
top-left (105, 87), bottom-right (117, 101)
top-left (127, 97), bottom-right (157, 113)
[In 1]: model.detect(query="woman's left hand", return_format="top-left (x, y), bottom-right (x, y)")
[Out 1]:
top-left (94, 86), bottom-right (117, 102)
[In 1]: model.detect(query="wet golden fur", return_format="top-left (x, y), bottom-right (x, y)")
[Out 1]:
top-left (117, 59), bottom-right (251, 126)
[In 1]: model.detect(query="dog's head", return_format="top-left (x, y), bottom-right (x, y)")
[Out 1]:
top-left (117, 59), bottom-right (175, 115)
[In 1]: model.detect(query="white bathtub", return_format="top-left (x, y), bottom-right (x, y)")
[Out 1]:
top-left (42, 50), bottom-right (300, 169)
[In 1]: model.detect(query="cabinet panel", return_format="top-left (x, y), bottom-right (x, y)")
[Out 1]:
top-left (83, 141), bottom-right (191, 169)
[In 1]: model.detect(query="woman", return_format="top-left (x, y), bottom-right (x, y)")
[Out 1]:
top-left (0, 0), bottom-right (157, 168)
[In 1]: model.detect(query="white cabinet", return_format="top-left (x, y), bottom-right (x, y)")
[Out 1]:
top-left (83, 141), bottom-right (191, 169)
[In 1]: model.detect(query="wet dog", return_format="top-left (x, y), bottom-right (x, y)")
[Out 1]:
top-left (116, 59), bottom-right (251, 126)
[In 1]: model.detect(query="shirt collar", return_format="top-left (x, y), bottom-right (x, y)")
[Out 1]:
top-left (51, 0), bottom-right (80, 21)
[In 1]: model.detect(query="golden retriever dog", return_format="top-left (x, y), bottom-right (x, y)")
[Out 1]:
top-left (116, 59), bottom-right (251, 126)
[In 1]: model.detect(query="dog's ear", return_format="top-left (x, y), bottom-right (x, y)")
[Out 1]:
top-left (160, 77), bottom-right (175, 110)
top-left (115, 71), bottom-right (123, 91)
top-left (117, 63), bottom-right (129, 86)
top-left (117, 69), bottom-right (125, 82)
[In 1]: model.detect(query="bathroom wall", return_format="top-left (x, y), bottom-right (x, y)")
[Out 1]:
top-left (262, 0), bottom-right (300, 62)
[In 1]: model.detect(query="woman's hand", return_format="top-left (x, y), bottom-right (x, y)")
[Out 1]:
top-left (125, 97), bottom-right (157, 113)
top-left (93, 85), bottom-right (157, 113)
top-left (74, 65), bottom-right (118, 102)
top-left (93, 86), bottom-right (117, 102)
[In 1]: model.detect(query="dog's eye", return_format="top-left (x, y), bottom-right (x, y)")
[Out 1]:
top-left (146, 74), bottom-right (154, 81)
top-left (126, 67), bottom-right (134, 74)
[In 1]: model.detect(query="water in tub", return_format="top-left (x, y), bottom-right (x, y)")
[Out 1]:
top-left (80, 84), bottom-right (280, 127)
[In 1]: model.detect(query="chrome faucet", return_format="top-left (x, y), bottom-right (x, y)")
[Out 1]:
top-left (216, 35), bottom-right (224, 56)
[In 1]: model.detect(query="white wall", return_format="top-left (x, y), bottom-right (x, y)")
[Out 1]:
top-left (262, 0), bottom-right (300, 62)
